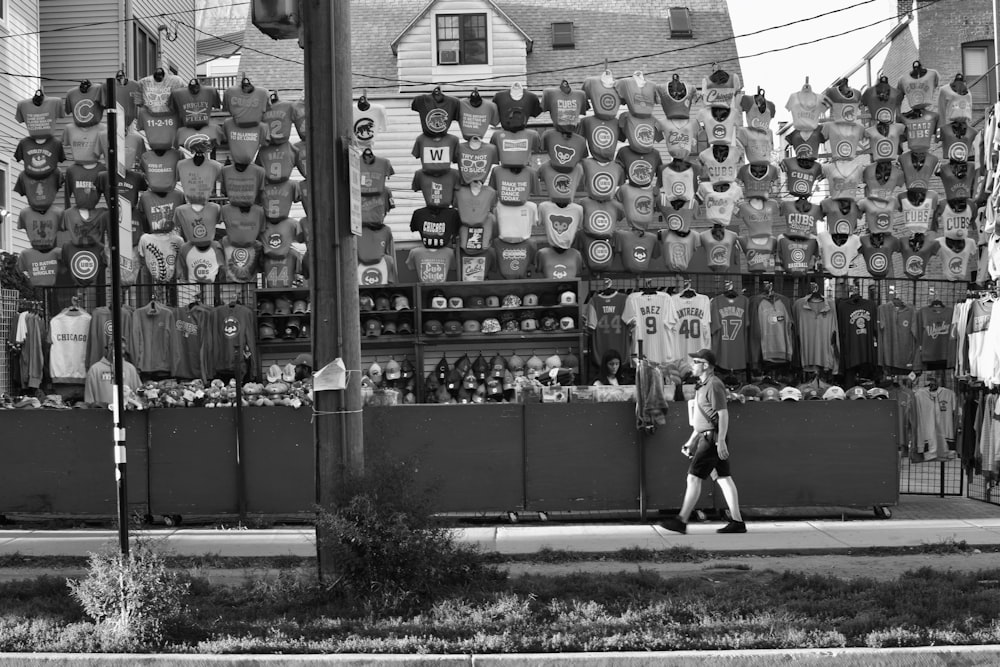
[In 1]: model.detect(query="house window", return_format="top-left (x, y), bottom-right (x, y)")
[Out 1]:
top-left (436, 13), bottom-right (487, 65)
top-left (669, 7), bottom-right (692, 38)
top-left (962, 40), bottom-right (996, 116)
top-left (552, 22), bottom-right (574, 48)
top-left (133, 24), bottom-right (158, 79)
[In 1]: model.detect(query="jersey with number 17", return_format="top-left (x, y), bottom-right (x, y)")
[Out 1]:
top-left (622, 291), bottom-right (679, 364)
top-left (710, 294), bottom-right (748, 371)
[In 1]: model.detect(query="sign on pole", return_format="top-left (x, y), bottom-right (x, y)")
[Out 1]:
top-left (348, 143), bottom-right (362, 236)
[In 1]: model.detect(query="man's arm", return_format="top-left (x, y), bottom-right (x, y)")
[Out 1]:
top-left (716, 408), bottom-right (730, 459)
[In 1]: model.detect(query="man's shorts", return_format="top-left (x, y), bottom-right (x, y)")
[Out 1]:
top-left (688, 431), bottom-right (731, 480)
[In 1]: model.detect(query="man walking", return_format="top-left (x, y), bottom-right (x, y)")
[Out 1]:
top-left (661, 348), bottom-right (746, 534)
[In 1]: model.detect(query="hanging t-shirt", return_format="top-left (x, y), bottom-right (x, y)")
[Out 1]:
top-left (586, 290), bottom-right (630, 367)
top-left (698, 144), bottom-right (743, 185)
top-left (836, 296), bottom-right (877, 370)
top-left (938, 161), bottom-right (976, 200)
top-left (223, 119), bottom-right (268, 164)
top-left (458, 249), bottom-right (494, 282)
top-left (458, 218), bottom-right (494, 254)
top-left (615, 76), bottom-right (659, 117)
top-left (582, 236), bottom-right (615, 272)
top-left (938, 200), bottom-right (975, 240)
top-left (700, 228), bottom-right (740, 273)
top-left (493, 87), bottom-right (542, 132)
top-left (699, 182), bottom-right (742, 227)
top-left (137, 232), bottom-right (182, 283)
top-left (863, 162), bottom-right (905, 202)
top-left (412, 133), bottom-right (460, 174)
top-left (411, 91), bottom-right (460, 136)
top-left (457, 98), bottom-right (499, 140)
top-left (539, 162), bottom-right (583, 205)
top-left (542, 86), bottom-right (589, 132)
top-left (65, 83), bottom-right (105, 128)
top-left (898, 67), bottom-right (940, 110)
top-left (616, 146), bottom-right (662, 188)
top-left (740, 127), bottom-right (774, 165)
top-left (615, 229), bottom-right (658, 273)
top-left (221, 237), bottom-right (262, 282)
top-left (659, 80), bottom-right (698, 119)
top-left (581, 158), bottom-right (623, 201)
top-left (61, 207), bottom-right (108, 247)
top-left (779, 199), bottom-right (821, 238)
top-left (174, 202), bottom-right (221, 248)
top-left (735, 198), bottom-right (779, 237)
top-left (822, 120), bottom-right (864, 160)
top-left (259, 217), bottom-right (300, 259)
top-left (171, 85), bottom-right (222, 128)
top-left (356, 256), bottom-right (394, 286)
top-left (823, 84), bottom-right (863, 123)
top-left (858, 196), bottom-right (899, 234)
top-left (220, 203), bottom-right (265, 246)
top-left (178, 242), bottom-right (224, 283)
top-left (539, 201), bottom-right (582, 249)
top-left (411, 168), bottom-right (460, 208)
top-left (900, 234), bottom-right (939, 279)
top-left (698, 106), bottom-right (739, 146)
top-left (660, 163), bottom-right (699, 202)
top-left (16, 96), bottom-right (64, 137)
top-left (63, 124), bottom-right (104, 164)
top-left (661, 117), bottom-right (699, 160)
top-left (821, 197), bottom-right (861, 236)
top-left (491, 238), bottom-right (536, 279)
top-left (737, 164), bottom-right (778, 200)
top-left (659, 229), bottom-right (701, 272)
top-left (785, 129), bottom-right (822, 160)
top-left (137, 108), bottom-right (179, 151)
top-left (711, 293), bottom-right (749, 371)
top-left (658, 199), bottom-right (696, 234)
top-left (785, 86), bottom-right (823, 132)
top-left (257, 143), bottom-right (300, 184)
top-left (221, 164), bottom-right (266, 207)
top-left (360, 190), bottom-right (392, 225)
top-left (535, 247), bottom-right (583, 280)
top-left (454, 184), bottom-right (497, 225)
top-left (859, 233), bottom-right (901, 278)
top-left (495, 201), bottom-right (538, 242)
top-left (18, 207), bottom-right (62, 250)
top-left (50, 309), bottom-right (92, 383)
top-left (937, 237), bottom-right (976, 281)
top-left (409, 206), bottom-right (460, 248)
top-left (899, 150), bottom-right (939, 191)
top-left (580, 116), bottom-right (619, 161)
top-left (490, 166), bottom-right (538, 205)
top-left (454, 141), bottom-right (497, 184)
top-left (865, 122), bottom-right (905, 162)
top-left (64, 163), bottom-right (104, 209)
top-left (357, 223), bottom-right (394, 264)
top-left (618, 112), bottom-right (663, 153)
top-left (938, 83), bottom-right (973, 123)
top-left (140, 149), bottom-right (182, 193)
top-left (15, 136), bottom-right (65, 178)
top-left (621, 290), bottom-right (680, 364)
top-left (861, 82), bottom-right (904, 124)
top-left (616, 183), bottom-right (657, 230)
top-left (17, 247), bottom-right (62, 287)
top-left (823, 161), bottom-right (864, 200)
top-left (702, 71), bottom-right (741, 109)
top-left (175, 124), bottom-right (224, 154)
top-left (897, 192), bottom-right (938, 235)
top-left (777, 235), bottom-right (818, 276)
top-left (671, 292), bottom-right (712, 357)
top-left (138, 189), bottom-right (185, 234)
top-left (901, 111), bottom-right (939, 152)
top-left (582, 75), bottom-right (622, 120)
top-left (62, 242), bottom-right (106, 286)
top-left (542, 129), bottom-right (587, 171)
top-left (742, 233), bottom-right (777, 273)
top-left (15, 171), bottom-right (63, 212)
top-left (580, 197), bottom-right (623, 238)
top-left (491, 128), bottom-right (541, 167)
top-left (940, 121), bottom-right (975, 162)
top-left (177, 158), bottom-right (222, 204)
top-left (223, 83), bottom-right (270, 126)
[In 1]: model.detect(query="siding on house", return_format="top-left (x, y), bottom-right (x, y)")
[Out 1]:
top-left (39, 1), bottom-right (120, 85)
top-left (133, 0), bottom-right (197, 79)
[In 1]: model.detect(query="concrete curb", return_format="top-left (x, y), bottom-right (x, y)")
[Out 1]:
top-left (3, 646), bottom-right (1000, 665)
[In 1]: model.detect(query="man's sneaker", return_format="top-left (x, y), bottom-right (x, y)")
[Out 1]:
top-left (717, 520), bottom-right (747, 534)
top-left (659, 517), bottom-right (687, 534)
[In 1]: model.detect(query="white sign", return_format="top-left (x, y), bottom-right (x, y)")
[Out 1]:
top-left (348, 144), bottom-right (362, 236)
top-left (118, 195), bottom-right (133, 274)
top-left (115, 103), bottom-right (126, 179)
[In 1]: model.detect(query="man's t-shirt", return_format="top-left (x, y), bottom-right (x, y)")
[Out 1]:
top-left (138, 189), bottom-right (186, 234)
top-left (582, 75), bottom-right (622, 120)
top-left (358, 223), bottom-right (394, 264)
top-left (62, 241), bottom-right (107, 286)
top-left (615, 146), bottom-right (662, 187)
top-left (261, 249), bottom-right (302, 288)
top-left (221, 203), bottom-right (266, 246)
top-left (710, 294), bottom-right (749, 371)
top-left (15, 136), bottom-right (65, 178)
top-left (615, 229), bottom-right (658, 273)
top-left (405, 247), bottom-right (455, 283)
top-left (256, 143), bottom-right (300, 184)
top-left (777, 235), bottom-right (818, 276)
top-left (491, 238), bottom-right (536, 279)
top-left (490, 166), bottom-right (538, 205)
top-left (140, 73), bottom-right (185, 112)
top-left (495, 201), bottom-right (538, 242)
top-left (63, 124), bottom-right (104, 164)
top-left (615, 76), bottom-right (658, 117)
top-left (178, 242), bottom-right (224, 283)
top-left (542, 87), bottom-right (589, 132)
top-left (260, 217), bottom-right (299, 258)
top-left (585, 290), bottom-right (629, 367)
top-left (17, 247), bottom-right (62, 287)
top-left (176, 158), bottom-right (222, 204)
top-left (493, 88), bottom-right (542, 131)
top-left (901, 111), bottom-right (939, 152)
top-left (221, 164), bottom-right (266, 207)
top-left (621, 290), bottom-right (680, 364)
top-left (580, 116), bottom-right (619, 161)
top-left (580, 197), bottom-right (623, 238)
top-left (618, 112), bottom-right (664, 153)
top-left (491, 128), bottom-right (541, 167)
top-left (16, 96), bottom-right (64, 137)
top-left (170, 85), bottom-right (222, 128)
top-left (457, 98), bottom-right (499, 140)
top-left (581, 158), bottom-right (623, 201)
top-left (539, 201), bottom-right (582, 250)
top-left (539, 162), bottom-right (583, 205)
top-left (454, 184), bottom-right (497, 225)
top-left (693, 375), bottom-right (728, 432)
top-left (221, 237), bottom-right (262, 283)
top-left (263, 100), bottom-right (296, 144)
top-left (454, 141), bottom-right (497, 184)
top-left (542, 129), bottom-right (587, 171)
top-left (409, 206), bottom-right (460, 248)
top-left (535, 247), bottom-right (582, 280)
top-left (779, 199), bottom-right (822, 238)
top-left (458, 248), bottom-right (494, 282)
top-left (61, 207), bottom-right (108, 246)
top-left (616, 183), bottom-right (657, 230)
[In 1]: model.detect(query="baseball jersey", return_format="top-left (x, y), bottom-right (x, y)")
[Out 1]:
top-left (861, 81), bottom-right (904, 124)
top-left (539, 200), bottom-right (582, 249)
top-left (700, 228), bottom-right (740, 273)
top-left (897, 191), bottom-right (938, 235)
top-left (900, 150), bottom-right (939, 191)
top-left (586, 291), bottom-right (630, 366)
top-left (660, 162), bottom-right (699, 203)
top-left (583, 75), bottom-right (622, 120)
top-left (17, 247), bottom-right (62, 287)
top-left (357, 256), bottom-right (394, 286)
top-left (616, 183), bottom-right (657, 230)
top-left (659, 229), bottom-right (700, 272)
top-left (581, 116), bottom-right (619, 161)
top-left (822, 120), bottom-right (864, 160)
top-left (64, 163), bottom-right (104, 209)
top-left (898, 67), bottom-right (939, 110)
top-left (223, 83), bottom-right (270, 125)
top-left (865, 122), bottom-right (905, 162)
top-left (878, 300), bottom-right (918, 370)
top-left (260, 217), bottom-right (299, 258)
top-left (177, 158), bottom-right (222, 204)
top-left (49, 310), bottom-right (92, 383)
top-left (703, 70), bottom-right (741, 109)
top-left (18, 207), bottom-right (62, 250)
top-left (699, 182), bottom-right (742, 226)
top-left (742, 233), bottom-right (777, 273)
top-left (174, 202), bottom-right (220, 248)
top-left (965, 299), bottom-right (993, 378)
top-left (351, 101), bottom-right (386, 146)
top-left (458, 248), bottom-right (494, 282)
top-left (781, 157), bottom-right (822, 197)
top-left (836, 296), bottom-right (877, 369)
top-left (542, 86), bottom-right (588, 132)
top-left (490, 166), bottom-right (537, 205)
top-left (221, 237), bottom-right (262, 282)
top-left (785, 129), bottom-right (822, 159)
top-left (711, 294), bottom-right (749, 371)
top-left (616, 146), bottom-right (662, 187)
top-left (454, 141), bottom-right (497, 184)
top-left (457, 97), bottom-right (499, 139)
top-left (863, 161), bottom-right (904, 202)
top-left (821, 197), bottom-right (861, 236)
top-left (794, 297), bottom-right (840, 371)
top-left (61, 207), bottom-right (108, 247)
top-left (622, 290), bottom-right (679, 364)
top-left (16, 96), bottom-right (64, 137)
top-left (858, 196), bottom-right (899, 234)
top-left (178, 242), bottom-right (224, 283)
top-left (495, 201), bottom-right (538, 242)
top-left (412, 133), bottom-right (460, 174)
top-left (15, 171), bottom-right (62, 212)
top-left (358, 223), bottom-right (395, 263)
top-left (221, 163), bottom-right (266, 207)
top-left (221, 203), bottom-right (265, 246)
top-left (779, 199), bottom-right (821, 238)
top-left (657, 118), bottom-right (697, 161)
top-left (938, 200), bottom-right (975, 240)
top-left (659, 199), bottom-right (696, 234)
top-left (454, 184), bottom-right (497, 225)
top-left (458, 217), bottom-right (494, 254)
top-left (938, 161), bottom-right (976, 201)
top-left (900, 234), bottom-right (939, 279)
top-left (137, 232), bottom-right (182, 283)
top-left (735, 198), bottom-right (779, 237)
top-left (223, 119), bottom-right (268, 164)
top-left (658, 79), bottom-right (698, 119)
top-left (140, 149), bottom-right (182, 193)
top-left (411, 91), bottom-right (460, 137)
top-left (823, 161), bottom-right (864, 200)
top-left (535, 247), bottom-right (582, 280)
top-left (581, 158), bottom-right (623, 201)
top-left (940, 121), bottom-right (974, 162)
top-left (63, 124), bottom-right (104, 164)
top-left (491, 128), bottom-right (541, 167)
top-left (171, 85), bottom-right (221, 128)
top-left (411, 169), bottom-right (460, 208)
top-left (580, 197), bottom-right (623, 238)
top-left (261, 250), bottom-right (302, 288)
top-left (137, 108), bottom-right (179, 151)
top-left (491, 238), bottom-right (535, 279)
top-left (259, 181), bottom-right (299, 221)
top-left (785, 87), bottom-right (823, 132)
top-left (901, 110), bottom-right (939, 152)
top-left (671, 292), bottom-right (711, 357)
top-left (542, 129), bottom-right (587, 171)
top-left (409, 206), bottom-right (460, 248)
top-left (859, 233), bottom-right (901, 278)
top-left (937, 237), bottom-right (976, 281)
top-left (915, 304), bottom-right (954, 366)
top-left (698, 144), bottom-right (743, 184)
top-left (740, 127), bottom-right (774, 165)
top-left (539, 162), bottom-right (583, 205)
top-left (15, 136), bottom-right (65, 178)
top-left (138, 189), bottom-right (185, 234)
top-left (817, 231), bottom-right (861, 277)
top-left (256, 143), bottom-right (300, 184)
top-left (62, 242), bottom-right (106, 286)
top-left (777, 235), bottom-right (818, 275)
top-left (737, 163), bottom-right (779, 200)
top-left (582, 236), bottom-right (614, 272)
top-left (742, 94), bottom-right (776, 129)
top-left (494, 87), bottom-right (543, 132)
top-left (615, 229), bottom-right (658, 273)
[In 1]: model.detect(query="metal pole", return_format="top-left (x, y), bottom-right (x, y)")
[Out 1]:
top-left (233, 340), bottom-right (247, 520)
top-left (301, 0), bottom-right (363, 581)
top-left (105, 78), bottom-right (129, 557)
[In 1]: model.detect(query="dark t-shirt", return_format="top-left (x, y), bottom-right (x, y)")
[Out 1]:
top-left (409, 206), bottom-right (460, 248)
top-left (170, 86), bottom-right (222, 128)
top-left (493, 88), bottom-right (542, 132)
top-left (14, 136), bottom-right (65, 177)
top-left (410, 92), bottom-right (461, 137)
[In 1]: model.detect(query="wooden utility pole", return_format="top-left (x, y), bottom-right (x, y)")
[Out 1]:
top-left (300, 0), bottom-right (364, 580)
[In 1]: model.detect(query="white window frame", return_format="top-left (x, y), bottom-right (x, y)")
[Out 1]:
top-left (430, 10), bottom-right (493, 82)
top-left (0, 0), bottom-right (9, 31)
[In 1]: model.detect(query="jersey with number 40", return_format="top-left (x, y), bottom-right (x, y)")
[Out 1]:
top-left (670, 292), bottom-right (711, 358)
top-left (622, 291), bottom-right (679, 364)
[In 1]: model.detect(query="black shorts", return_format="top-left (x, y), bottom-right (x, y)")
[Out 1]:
top-left (688, 431), bottom-right (731, 480)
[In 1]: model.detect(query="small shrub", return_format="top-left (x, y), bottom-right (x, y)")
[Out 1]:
top-left (66, 539), bottom-right (190, 650)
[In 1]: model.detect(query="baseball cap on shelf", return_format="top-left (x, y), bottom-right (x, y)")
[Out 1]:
top-left (400, 358), bottom-right (415, 380)
top-left (544, 354), bottom-right (562, 369)
top-left (846, 386), bottom-right (867, 400)
top-left (802, 386), bottom-right (823, 400)
top-left (559, 290), bottom-right (577, 305)
top-left (490, 355), bottom-right (507, 378)
top-left (266, 363), bottom-right (283, 383)
top-left (526, 354), bottom-right (545, 373)
top-left (486, 377), bottom-right (503, 397)
top-left (375, 294), bottom-right (391, 311)
top-left (472, 354), bottom-right (490, 380)
top-left (738, 385), bottom-right (762, 401)
top-left (481, 317), bottom-right (501, 333)
top-left (359, 294), bottom-right (375, 311)
top-left (867, 387), bottom-right (890, 399)
top-left (425, 372), bottom-right (440, 393)
top-left (502, 294), bottom-right (522, 308)
top-left (274, 296), bottom-right (293, 315)
top-left (687, 348), bottom-right (716, 367)
top-left (562, 351), bottom-right (580, 371)
top-left (467, 295), bottom-right (486, 308)
top-left (429, 290), bottom-right (448, 309)
top-left (364, 318), bottom-right (382, 337)
top-left (284, 317), bottom-right (302, 338)
top-left (397, 316), bottom-right (414, 334)
top-left (559, 316), bottom-right (575, 330)
top-left (502, 369), bottom-right (516, 391)
top-left (448, 296), bottom-right (464, 309)
top-left (446, 368), bottom-right (463, 392)
top-left (293, 353), bottom-right (313, 368)
top-left (485, 295), bottom-right (501, 307)
top-left (292, 299), bottom-right (308, 314)
top-left (424, 319), bottom-right (444, 336)
top-left (779, 386), bottom-right (802, 401)
top-left (435, 356), bottom-right (451, 380)
top-left (463, 319), bottom-right (481, 334)
top-left (463, 369), bottom-right (478, 390)
top-left (392, 293), bottom-right (411, 310)
top-left (444, 319), bottom-right (463, 336)
top-left (454, 354), bottom-right (472, 374)
top-left (508, 353), bottom-right (525, 373)
top-left (436, 384), bottom-right (453, 404)
top-left (259, 323), bottom-right (276, 340)
top-left (300, 322), bottom-right (310, 338)
top-left (760, 386), bottom-right (781, 402)
top-left (472, 383), bottom-right (488, 403)
top-left (258, 299), bottom-right (275, 315)
top-left (521, 313), bottom-right (538, 331)
top-left (368, 361), bottom-right (383, 383)
top-left (382, 320), bottom-right (398, 335)
top-left (523, 293), bottom-right (539, 306)
top-left (540, 313), bottom-right (558, 331)
top-left (823, 385), bottom-right (846, 400)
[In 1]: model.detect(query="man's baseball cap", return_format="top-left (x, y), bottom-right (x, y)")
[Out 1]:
top-left (382, 320), bottom-right (398, 335)
top-left (559, 315), bottom-right (575, 330)
top-left (424, 319), bottom-right (444, 336)
top-left (392, 293), bottom-right (411, 310)
top-left (467, 295), bottom-right (486, 308)
top-left (485, 295), bottom-right (501, 307)
top-left (454, 354), bottom-right (472, 374)
top-left (502, 294), bottom-right (522, 308)
top-left (359, 294), bottom-right (375, 311)
top-left (545, 353), bottom-right (562, 369)
top-left (444, 319), bottom-right (463, 336)
top-left (463, 370), bottom-right (478, 390)
top-left (472, 355), bottom-right (490, 380)
top-left (463, 319), bottom-right (481, 334)
top-left (472, 383), bottom-right (488, 403)
top-left (521, 313), bottom-right (538, 331)
top-left (259, 322), bottom-right (276, 339)
top-left (425, 371), bottom-right (440, 392)
top-left (384, 359), bottom-right (402, 381)
top-left (481, 317), bottom-right (501, 333)
top-left (397, 316), bottom-right (414, 334)
top-left (802, 386), bottom-right (823, 400)
top-left (688, 348), bottom-right (716, 367)
top-left (502, 369), bottom-right (517, 391)
top-left (559, 290), bottom-right (577, 305)
top-left (375, 294), bottom-right (391, 311)
top-left (429, 290), bottom-right (448, 309)
top-left (258, 299), bottom-right (275, 315)
top-left (823, 385), bottom-right (846, 400)
top-left (523, 293), bottom-right (539, 306)
top-left (490, 354), bottom-right (507, 378)
top-left (486, 377), bottom-right (503, 397)
top-left (435, 356), bottom-right (451, 380)
top-left (846, 386), bottom-right (868, 400)
top-left (292, 299), bottom-right (308, 314)
top-left (284, 317), bottom-right (302, 338)
top-left (448, 296), bottom-right (464, 309)
top-left (274, 296), bottom-right (293, 314)
top-left (364, 318), bottom-right (382, 337)
top-left (760, 386), bottom-right (781, 402)
top-left (526, 354), bottom-right (545, 372)
top-left (867, 387), bottom-right (890, 399)
top-left (446, 368), bottom-right (464, 392)
top-left (779, 386), bottom-right (802, 401)
top-left (738, 385), bottom-right (762, 401)
top-left (400, 358), bottom-right (415, 379)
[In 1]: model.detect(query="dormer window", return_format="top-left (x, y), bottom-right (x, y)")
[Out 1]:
top-left (436, 13), bottom-right (488, 65)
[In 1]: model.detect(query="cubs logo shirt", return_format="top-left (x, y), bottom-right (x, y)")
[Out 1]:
top-left (940, 122), bottom-right (974, 163)
top-left (938, 84), bottom-right (973, 123)
top-left (615, 229), bottom-right (657, 273)
top-left (778, 199), bottom-right (821, 238)
top-left (412, 91), bottom-right (460, 137)
top-left (835, 294), bottom-right (877, 370)
top-left (898, 68), bottom-right (940, 110)
top-left (741, 233), bottom-right (777, 273)
top-left (697, 106), bottom-right (739, 146)
top-left (659, 229), bottom-right (700, 272)
top-left (351, 101), bottom-right (387, 147)
top-left (860, 83), bottom-right (903, 125)
top-left (741, 94), bottom-right (776, 130)
top-left (581, 158), bottom-right (624, 202)
top-left (657, 80), bottom-right (698, 119)
top-left (820, 197), bottom-right (861, 236)
top-left (699, 228), bottom-right (740, 273)
top-left (862, 162), bottom-right (904, 202)
top-left (823, 84), bottom-right (862, 123)
top-left (357, 256), bottom-right (394, 287)
top-left (615, 183), bottom-right (657, 230)
top-left (901, 111), bottom-right (939, 152)
top-left (823, 161), bottom-right (864, 200)
top-left (222, 83), bottom-right (270, 126)
top-left (65, 83), bottom-right (105, 128)
top-left (542, 87), bottom-right (589, 133)
top-left (618, 112), bottom-right (664, 154)
top-left (698, 182), bottom-right (743, 227)
top-left (535, 247), bottom-right (582, 280)
top-left (582, 76), bottom-right (622, 120)
top-left (582, 236), bottom-right (614, 272)
top-left (261, 217), bottom-right (299, 259)
top-left (785, 86), bottom-right (823, 133)
top-left (777, 235), bottom-right (818, 276)
top-left (580, 197), bottom-right (623, 238)
top-left (491, 238), bottom-right (536, 279)
top-left (937, 237), bottom-right (975, 281)
top-left (138, 233), bottom-right (182, 283)
top-left (698, 144), bottom-right (744, 185)
top-left (539, 201), bottom-right (582, 249)
top-left (62, 242), bottom-right (106, 287)
top-left (458, 98), bottom-right (499, 140)
top-left (179, 242), bottom-right (224, 284)
top-left (454, 141), bottom-right (498, 184)
top-left (493, 88), bottom-right (542, 132)
top-left (900, 150), bottom-right (939, 192)
top-left (822, 120), bottom-right (864, 161)
top-left (938, 199), bottom-right (975, 240)
top-left (542, 129), bottom-right (587, 172)
top-left (938, 161), bottom-right (976, 201)
top-left (859, 233), bottom-right (901, 278)
top-left (899, 234), bottom-right (938, 279)
top-left (740, 127), bottom-right (774, 165)
top-left (661, 117), bottom-right (699, 160)
top-left (858, 196), bottom-right (899, 234)
top-left (864, 122), bottom-right (905, 163)
top-left (459, 249), bottom-right (493, 282)
top-left (736, 198), bottom-right (779, 237)
top-left (816, 231), bottom-right (860, 277)
top-left (898, 192), bottom-right (938, 235)
top-left (737, 163), bottom-right (779, 200)
top-left (660, 163), bottom-right (699, 203)
top-left (581, 116), bottom-right (620, 161)
top-left (540, 163), bottom-right (583, 205)
top-left (784, 129), bottom-right (822, 160)
top-left (222, 238), bottom-right (262, 282)
top-left (658, 199), bottom-right (696, 234)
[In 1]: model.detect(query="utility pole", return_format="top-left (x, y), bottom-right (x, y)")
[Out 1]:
top-left (300, 0), bottom-right (364, 581)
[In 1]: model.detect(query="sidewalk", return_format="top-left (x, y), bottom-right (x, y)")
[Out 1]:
top-left (2, 496), bottom-right (1000, 558)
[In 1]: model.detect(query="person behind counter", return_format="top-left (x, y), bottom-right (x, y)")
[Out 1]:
top-left (593, 349), bottom-right (623, 386)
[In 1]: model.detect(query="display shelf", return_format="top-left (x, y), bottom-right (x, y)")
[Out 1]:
top-left (257, 287), bottom-right (309, 295)
top-left (420, 305), bottom-right (578, 315)
top-left (259, 339), bottom-right (310, 350)
top-left (361, 335), bottom-right (419, 348)
top-left (420, 332), bottom-right (581, 344)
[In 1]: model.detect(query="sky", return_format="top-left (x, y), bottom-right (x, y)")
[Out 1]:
top-left (728, 0), bottom-right (902, 123)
